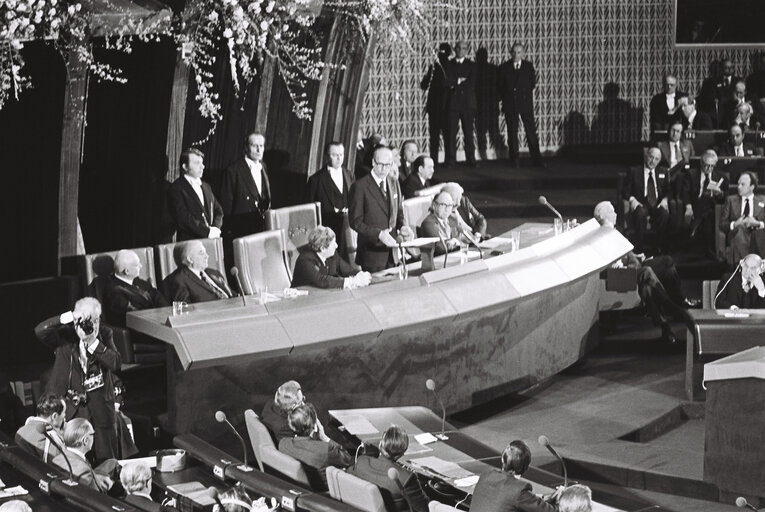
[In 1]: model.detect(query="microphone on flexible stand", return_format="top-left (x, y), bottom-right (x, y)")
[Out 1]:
top-left (43, 432), bottom-right (76, 486)
top-left (215, 410), bottom-right (251, 470)
top-left (387, 468), bottom-right (414, 512)
top-left (538, 435), bottom-right (567, 487)
top-left (205, 487), bottom-right (226, 510)
top-left (230, 267), bottom-right (246, 306)
top-left (538, 195), bottom-right (563, 222)
top-left (736, 497), bottom-right (759, 512)
top-left (463, 230), bottom-right (484, 259)
top-left (425, 379), bottom-right (448, 439)
top-left (396, 235), bottom-right (408, 279)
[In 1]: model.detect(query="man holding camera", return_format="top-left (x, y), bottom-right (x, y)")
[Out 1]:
top-left (35, 297), bottom-right (121, 462)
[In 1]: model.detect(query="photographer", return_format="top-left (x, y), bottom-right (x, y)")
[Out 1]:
top-left (35, 297), bottom-right (121, 462)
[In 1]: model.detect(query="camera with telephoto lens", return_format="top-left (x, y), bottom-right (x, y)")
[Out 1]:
top-left (66, 389), bottom-right (88, 407)
top-left (75, 317), bottom-right (95, 335)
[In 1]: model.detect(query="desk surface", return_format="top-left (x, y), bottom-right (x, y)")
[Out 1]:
top-left (0, 460), bottom-right (79, 512)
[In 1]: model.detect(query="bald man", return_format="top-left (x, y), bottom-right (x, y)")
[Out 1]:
top-left (162, 241), bottom-right (232, 303)
top-left (621, 147), bottom-right (671, 252)
top-left (716, 253), bottom-right (765, 309)
top-left (104, 250), bottom-right (168, 327)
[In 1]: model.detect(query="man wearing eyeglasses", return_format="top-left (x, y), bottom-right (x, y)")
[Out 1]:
top-left (420, 192), bottom-right (464, 255)
top-left (349, 146), bottom-right (414, 272)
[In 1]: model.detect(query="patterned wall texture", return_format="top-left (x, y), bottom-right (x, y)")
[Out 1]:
top-left (359, 0), bottom-right (761, 158)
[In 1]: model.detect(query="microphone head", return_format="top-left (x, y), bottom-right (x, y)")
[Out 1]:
top-left (538, 195), bottom-right (548, 206)
top-left (387, 467), bottom-right (400, 482)
top-left (736, 498), bottom-right (748, 508)
top-left (538, 435), bottom-right (550, 447)
top-left (230, 266), bottom-right (239, 277)
top-left (214, 410), bottom-right (227, 423)
top-left (425, 378), bottom-right (436, 391)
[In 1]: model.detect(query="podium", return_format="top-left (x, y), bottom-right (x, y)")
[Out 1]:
top-left (703, 346), bottom-right (765, 502)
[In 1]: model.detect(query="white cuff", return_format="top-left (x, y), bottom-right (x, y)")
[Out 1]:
top-left (87, 340), bottom-right (100, 353)
top-left (60, 311), bottom-right (74, 324)
top-left (731, 221), bottom-right (736, 231)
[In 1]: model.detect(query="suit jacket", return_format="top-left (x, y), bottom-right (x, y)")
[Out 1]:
top-left (446, 58), bottom-right (476, 112)
top-left (306, 166), bottom-right (352, 239)
top-left (220, 158), bottom-right (272, 237)
top-left (278, 436), bottom-right (352, 492)
top-left (52, 449), bottom-right (115, 492)
top-left (720, 194), bottom-right (765, 262)
top-left (260, 400), bottom-right (290, 442)
top-left (420, 212), bottom-right (462, 255)
top-left (15, 418), bottom-right (64, 463)
top-left (621, 166), bottom-right (671, 205)
top-left (457, 196), bottom-right (487, 236)
top-left (162, 266), bottom-right (232, 304)
top-left (125, 493), bottom-right (180, 512)
top-left (349, 174), bottom-right (405, 272)
top-left (402, 174), bottom-right (431, 199)
top-left (498, 60), bottom-right (536, 114)
top-left (469, 469), bottom-right (556, 512)
top-left (716, 270), bottom-right (765, 309)
top-left (421, 59), bottom-right (449, 113)
top-left (717, 142), bottom-right (756, 158)
top-left (682, 111), bottom-right (714, 131)
top-left (678, 168), bottom-right (729, 213)
top-left (648, 91), bottom-right (686, 131)
top-left (168, 176), bottom-right (223, 242)
top-left (347, 455), bottom-right (429, 512)
top-left (104, 275), bottom-right (168, 328)
top-left (657, 140), bottom-right (694, 170)
top-left (291, 250), bottom-right (355, 289)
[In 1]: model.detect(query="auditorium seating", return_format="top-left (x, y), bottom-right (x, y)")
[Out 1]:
top-left (266, 202), bottom-right (322, 274)
top-left (326, 466), bottom-right (386, 512)
top-left (403, 196), bottom-right (433, 235)
top-left (233, 229), bottom-right (292, 294)
top-left (702, 279), bottom-right (721, 309)
top-left (243, 409), bottom-right (274, 472)
top-left (259, 444), bottom-right (312, 488)
top-left (155, 237), bottom-right (226, 281)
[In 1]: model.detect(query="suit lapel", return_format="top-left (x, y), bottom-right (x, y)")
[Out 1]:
top-left (183, 267), bottom-right (215, 295)
top-left (180, 177), bottom-right (204, 211)
top-left (368, 175), bottom-right (389, 213)
top-left (238, 160), bottom-right (261, 201)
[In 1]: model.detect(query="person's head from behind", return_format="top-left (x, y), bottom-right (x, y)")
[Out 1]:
top-left (308, 226), bottom-right (338, 259)
top-left (36, 393), bottom-right (66, 429)
top-left (180, 148), bottom-right (205, 179)
top-left (326, 141), bottom-right (344, 169)
top-left (181, 240), bottom-right (208, 272)
top-left (401, 140), bottom-right (418, 165)
top-left (593, 201), bottom-right (617, 228)
top-left (437, 42), bottom-right (452, 60)
top-left (63, 417), bottom-right (95, 453)
top-left (287, 403), bottom-right (318, 437)
top-left (120, 461), bottom-right (153, 495)
top-left (414, 155), bottom-right (434, 181)
top-left (214, 485), bottom-right (254, 512)
top-left (379, 425), bottom-right (409, 461)
top-left (114, 250), bottom-right (142, 282)
top-left (0, 501), bottom-right (32, 512)
top-left (501, 440), bottom-right (531, 476)
top-left (741, 253), bottom-right (763, 283)
top-left (558, 484), bottom-right (593, 512)
top-left (441, 182), bottom-right (464, 206)
top-left (274, 380), bottom-right (304, 413)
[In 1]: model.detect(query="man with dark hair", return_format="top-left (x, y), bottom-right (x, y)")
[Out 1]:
top-left (421, 43), bottom-right (451, 164)
top-left (621, 147), bottom-right (671, 252)
top-left (657, 122), bottom-right (694, 171)
top-left (649, 74), bottom-right (686, 132)
top-left (402, 155), bottom-right (435, 199)
top-left (15, 393), bottom-right (66, 463)
top-left (168, 148), bottom-right (223, 242)
top-left (398, 141), bottom-right (419, 183)
top-left (348, 425), bottom-right (429, 512)
top-left (104, 250), bottom-right (168, 328)
top-left (720, 171), bottom-right (765, 263)
top-left (162, 240), bottom-right (232, 303)
top-left (698, 58), bottom-right (740, 121)
top-left (718, 123), bottom-right (756, 157)
top-left (445, 40), bottom-right (477, 168)
top-left (291, 226), bottom-right (371, 289)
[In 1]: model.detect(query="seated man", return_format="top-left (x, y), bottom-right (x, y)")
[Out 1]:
top-left (719, 81), bottom-right (765, 129)
top-left (716, 253), bottom-right (765, 309)
top-left (441, 182), bottom-right (487, 238)
top-left (621, 146), bottom-right (671, 253)
top-left (162, 240), bottom-right (232, 303)
top-left (402, 155), bottom-right (435, 199)
top-left (121, 461), bottom-right (178, 512)
top-left (420, 192), bottom-right (464, 255)
top-left (291, 226), bottom-right (371, 290)
top-left (399, 140), bottom-right (419, 184)
top-left (678, 149), bottom-right (729, 254)
top-left (104, 250), bottom-right (168, 327)
top-left (261, 380), bottom-right (304, 442)
top-left (278, 403), bottom-right (352, 492)
top-left (657, 122), bottom-right (694, 171)
top-left (558, 485), bottom-right (593, 512)
top-left (52, 418), bottom-right (118, 492)
top-left (718, 123), bottom-right (755, 157)
top-left (678, 96), bottom-right (713, 131)
top-left (348, 425), bottom-right (429, 512)
top-left (15, 393), bottom-right (66, 463)
top-left (470, 440), bottom-right (558, 512)
top-left (720, 171), bottom-right (765, 263)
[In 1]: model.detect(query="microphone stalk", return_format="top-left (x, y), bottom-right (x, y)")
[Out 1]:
top-left (45, 432), bottom-right (75, 485)
top-left (215, 411), bottom-right (250, 469)
top-left (397, 237), bottom-right (408, 280)
top-left (230, 267), bottom-right (246, 306)
top-left (425, 379), bottom-right (448, 439)
top-left (538, 196), bottom-right (563, 222)
top-left (538, 435), bottom-right (567, 487)
top-left (436, 233), bottom-right (448, 269)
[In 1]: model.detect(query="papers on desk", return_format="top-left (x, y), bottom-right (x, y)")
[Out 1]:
top-left (0, 485), bottom-right (28, 498)
top-left (118, 455), bottom-right (157, 468)
top-left (167, 481), bottom-right (216, 506)
top-left (406, 456), bottom-right (475, 480)
top-left (453, 475), bottom-right (480, 487)
top-left (401, 237), bottom-right (439, 248)
top-left (340, 414), bottom-right (379, 435)
top-left (478, 237), bottom-right (513, 249)
top-left (414, 432), bottom-right (438, 445)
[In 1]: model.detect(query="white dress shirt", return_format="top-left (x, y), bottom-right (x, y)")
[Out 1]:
top-left (183, 175), bottom-right (204, 206)
top-left (245, 156), bottom-right (263, 195)
top-left (730, 194), bottom-right (765, 231)
top-left (665, 92), bottom-right (675, 111)
top-left (734, 144), bottom-right (744, 157)
top-left (327, 166), bottom-right (344, 192)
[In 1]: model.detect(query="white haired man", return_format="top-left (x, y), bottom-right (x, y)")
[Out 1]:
top-left (162, 240), bottom-right (232, 303)
top-left (104, 249), bottom-right (168, 327)
top-left (52, 418), bottom-right (118, 492)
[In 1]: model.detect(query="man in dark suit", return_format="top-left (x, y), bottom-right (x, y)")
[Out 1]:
top-left (421, 43), bottom-right (451, 164)
top-left (657, 122), bottom-right (694, 172)
top-left (162, 240), bottom-right (232, 303)
top-left (103, 250), bottom-right (168, 328)
top-left (15, 393), bottom-right (66, 464)
top-left (168, 148), bottom-right (223, 242)
top-left (52, 418), bottom-right (119, 492)
top-left (292, 226), bottom-right (371, 289)
top-left (679, 97), bottom-right (714, 131)
top-left (720, 171), bottom-right (765, 263)
top-left (306, 142), bottom-right (353, 258)
top-left (649, 75), bottom-right (686, 132)
top-left (698, 58), bottom-right (740, 122)
top-left (499, 42), bottom-right (542, 168)
top-left (718, 123), bottom-right (756, 157)
top-left (349, 146), bottom-right (413, 272)
top-left (445, 41), bottom-right (477, 167)
top-left (420, 192), bottom-right (463, 255)
top-left (621, 147), bottom-right (671, 252)
top-left (220, 132), bottom-right (272, 239)
top-left (470, 440), bottom-right (558, 512)
top-left (716, 253), bottom-right (765, 309)
top-left (348, 426), bottom-right (429, 512)
top-left (398, 140), bottom-right (419, 183)
top-left (402, 155), bottom-right (435, 199)
top-left (441, 182), bottom-right (487, 237)
top-left (679, 150), bottom-right (729, 254)
top-left (35, 298), bottom-right (121, 462)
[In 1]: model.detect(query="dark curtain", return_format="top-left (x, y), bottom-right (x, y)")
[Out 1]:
top-left (0, 43), bottom-right (65, 283)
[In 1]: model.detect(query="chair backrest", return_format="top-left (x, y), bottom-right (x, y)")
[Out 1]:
top-left (414, 183), bottom-right (446, 197)
top-left (403, 196), bottom-right (434, 235)
top-left (326, 466), bottom-right (386, 512)
top-left (233, 230), bottom-right (291, 294)
top-left (265, 202), bottom-right (321, 275)
top-left (703, 279), bottom-right (721, 309)
top-left (260, 445), bottom-right (311, 488)
top-left (82, 247), bottom-right (156, 301)
top-left (155, 238), bottom-right (226, 281)
top-left (243, 409), bottom-right (275, 472)
top-left (429, 501), bottom-right (461, 512)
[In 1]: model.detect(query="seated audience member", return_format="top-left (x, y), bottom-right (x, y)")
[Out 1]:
top-left (558, 485), bottom-right (593, 512)
top-left (649, 74), bottom-right (686, 132)
top-left (348, 425), bottom-right (429, 512)
top-left (718, 123), bottom-right (755, 157)
top-left (470, 440), bottom-right (558, 512)
top-left (291, 226), bottom-right (371, 290)
top-left (595, 201), bottom-right (697, 344)
top-left (420, 192), bottom-right (463, 255)
top-left (716, 253), bottom-right (765, 309)
top-left (261, 380), bottom-right (305, 442)
top-left (0, 501), bottom-right (31, 512)
top-left (122, 461), bottom-right (178, 512)
top-left (15, 393), bottom-right (66, 463)
top-left (731, 102), bottom-right (757, 131)
top-left (214, 486), bottom-right (259, 512)
top-left (402, 155), bottom-right (435, 199)
top-left (279, 403), bottom-right (352, 491)
top-left (621, 147), bottom-right (670, 253)
top-left (720, 171), bottom-right (765, 263)
top-left (719, 81), bottom-right (765, 129)
top-left (168, 148), bottom-right (223, 242)
top-left (162, 240), bottom-right (232, 303)
top-left (658, 122), bottom-right (694, 171)
top-left (678, 97), bottom-right (713, 131)
top-left (441, 182), bottom-right (487, 237)
top-left (52, 418), bottom-right (118, 492)
top-left (399, 140), bottom-right (419, 183)
top-left (104, 250), bottom-right (168, 327)
top-left (678, 149), bottom-right (729, 253)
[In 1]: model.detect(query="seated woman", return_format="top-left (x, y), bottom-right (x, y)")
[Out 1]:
top-left (291, 226), bottom-right (371, 289)
top-left (469, 440), bottom-right (558, 512)
top-left (420, 192), bottom-right (467, 255)
top-left (278, 403), bottom-right (352, 491)
top-left (348, 425), bottom-right (429, 512)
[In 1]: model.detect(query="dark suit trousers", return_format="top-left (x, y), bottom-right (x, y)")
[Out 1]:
top-left (637, 267), bottom-right (684, 326)
top-left (643, 256), bottom-right (684, 305)
top-left (427, 109), bottom-right (448, 163)
top-left (447, 107), bottom-right (476, 164)
top-left (506, 111), bottom-right (541, 163)
top-left (475, 106), bottom-right (506, 156)
top-left (631, 204), bottom-right (669, 252)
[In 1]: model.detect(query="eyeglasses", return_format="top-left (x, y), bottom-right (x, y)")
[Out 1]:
top-left (373, 160), bottom-right (395, 169)
top-left (435, 202), bottom-right (454, 208)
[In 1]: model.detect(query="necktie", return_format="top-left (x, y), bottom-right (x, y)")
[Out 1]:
top-left (744, 198), bottom-right (751, 217)
top-left (647, 171), bottom-right (657, 207)
top-left (201, 272), bottom-right (229, 299)
top-left (736, 145), bottom-right (743, 157)
top-left (379, 180), bottom-right (387, 200)
top-left (515, 62), bottom-right (520, 70)
top-left (702, 173), bottom-right (710, 197)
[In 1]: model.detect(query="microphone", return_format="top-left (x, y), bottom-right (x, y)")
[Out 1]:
top-left (425, 379), bottom-right (448, 439)
top-left (538, 195), bottom-right (563, 221)
top-left (205, 487), bottom-right (226, 510)
top-left (230, 267), bottom-right (246, 306)
top-left (387, 468), bottom-right (414, 512)
top-left (736, 497), bottom-right (759, 511)
top-left (436, 233), bottom-right (448, 269)
top-left (44, 432), bottom-right (75, 485)
top-left (538, 435), bottom-right (567, 487)
top-left (396, 235), bottom-right (408, 279)
top-left (215, 410), bottom-right (250, 469)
